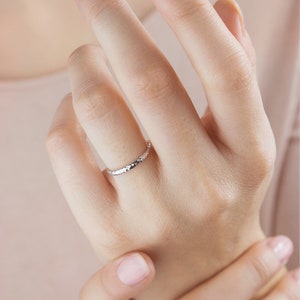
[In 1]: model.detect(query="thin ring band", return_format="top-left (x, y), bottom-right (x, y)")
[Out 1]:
top-left (106, 141), bottom-right (152, 176)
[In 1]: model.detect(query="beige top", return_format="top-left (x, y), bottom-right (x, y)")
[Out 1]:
top-left (0, 1), bottom-right (299, 299)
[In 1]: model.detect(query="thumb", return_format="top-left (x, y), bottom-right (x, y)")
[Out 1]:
top-left (80, 252), bottom-right (155, 300)
top-left (214, 0), bottom-right (256, 67)
top-left (179, 236), bottom-right (293, 300)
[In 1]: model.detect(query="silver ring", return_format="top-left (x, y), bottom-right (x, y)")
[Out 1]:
top-left (106, 141), bottom-right (152, 176)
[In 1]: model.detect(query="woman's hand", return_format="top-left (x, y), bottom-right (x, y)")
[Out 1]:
top-left (46, 0), bottom-right (277, 298)
top-left (80, 236), bottom-right (299, 300)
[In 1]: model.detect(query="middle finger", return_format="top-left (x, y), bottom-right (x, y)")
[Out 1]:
top-left (74, 0), bottom-right (213, 163)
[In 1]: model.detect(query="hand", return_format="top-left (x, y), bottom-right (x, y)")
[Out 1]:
top-left (46, 0), bottom-right (277, 298)
top-left (80, 236), bottom-right (299, 300)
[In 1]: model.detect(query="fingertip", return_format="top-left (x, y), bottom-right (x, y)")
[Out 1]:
top-left (252, 236), bottom-right (294, 299)
top-left (139, 252), bottom-right (156, 282)
top-left (214, 0), bottom-right (256, 66)
top-left (214, 0), bottom-right (245, 38)
top-left (116, 252), bottom-right (155, 287)
top-left (80, 252), bottom-right (155, 300)
top-left (266, 236), bottom-right (294, 265)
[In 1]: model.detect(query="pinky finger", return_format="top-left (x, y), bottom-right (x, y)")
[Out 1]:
top-left (80, 252), bottom-right (155, 300)
top-left (264, 268), bottom-right (300, 300)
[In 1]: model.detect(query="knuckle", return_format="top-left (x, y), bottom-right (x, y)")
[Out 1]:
top-left (131, 63), bottom-right (178, 103)
top-left (253, 149), bottom-right (276, 176)
top-left (202, 173), bottom-right (240, 211)
top-left (74, 85), bottom-right (116, 123)
top-left (247, 250), bottom-right (275, 285)
top-left (85, 0), bottom-right (126, 24)
top-left (164, 0), bottom-right (210, 24)
top-left (68, 44), bottom-right (100, 65)
top-left (46, 124), bottom-right (74, 153)
top-left (46, 95), bottom-right (74, 152)
top-left (229, 66), bottom-right (253, 92)
top-left (207, 188), bottom-right (231, 212)
top-left (246, 143), bottom-right (276, 183)
top-left (238, 137), bottom-right (276, 188)
top-left (215, 179), bottom-right (239, 205)
top-left (208, 50), bottom-right (255, 93)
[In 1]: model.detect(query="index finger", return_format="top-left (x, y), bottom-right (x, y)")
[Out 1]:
top-left (264, 269), bottom-right (300, 300)
top-left (179, 236), bottom-right (293, 300)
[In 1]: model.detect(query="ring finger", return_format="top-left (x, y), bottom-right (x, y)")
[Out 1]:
top-left (74, 0), bottom-right (213, 164)
top-left (68, 44), bottom-right (158, 185)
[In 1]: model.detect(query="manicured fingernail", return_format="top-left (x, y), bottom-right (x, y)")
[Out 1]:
top-left (117, 254), bottom-right (150, 286)
top-left (292, 268), bottom-right (300, 286)
top-left (267, 236), bottom-right (294, 264)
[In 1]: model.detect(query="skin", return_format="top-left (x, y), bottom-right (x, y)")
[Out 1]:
top-left (46, 0), bottom-right (281, 299)
top-left (0, 0), bottom-right (153, 79)
top-left (1, 0), bottom-right (298, 298)
top-left (80, 237), bottom-right (300, 300)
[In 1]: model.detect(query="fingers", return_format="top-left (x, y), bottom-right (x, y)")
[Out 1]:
top-left (179, 236), bottom-right (294, 300)
top-left (79, 240), bottom-right (298, 300)
top-left (80, 252), bottom-right (155, 300)
top-left (264, 269), bottom-right (300, 300)
top-left (213, 0), bottom-right (256, 66)
top-left (152, 0), bottom-right (272, 154)
top-left (46, 93), bottom-right (116, 241)
top-left (74, 0), bottom-right (212, 163)
top-left (68, 44), bottom-right (157, 183)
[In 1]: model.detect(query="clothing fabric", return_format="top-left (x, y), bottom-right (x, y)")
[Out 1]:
top-left (0, 1), bottom-right (299, 299)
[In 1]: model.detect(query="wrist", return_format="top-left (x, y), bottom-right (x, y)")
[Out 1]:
top-left (136, 228), bottom-right (266, 299)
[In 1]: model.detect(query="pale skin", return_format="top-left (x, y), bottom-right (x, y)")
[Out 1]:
top-left (1, 0), bottom-right (298, 299)
top-left (44, 0), bottom-right (298, 299)
top-left (0, 0), bottom-right (153, 79)
top-left (49, 0), bottom-right (276, 295)
top-left (80, 237), bottom-right (300, 299)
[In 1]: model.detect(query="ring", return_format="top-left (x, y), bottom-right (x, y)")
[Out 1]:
top-left (106, 141), bottom-right (152, 176)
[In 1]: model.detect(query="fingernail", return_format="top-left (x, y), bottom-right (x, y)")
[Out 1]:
top-left (227, 0), bottom-right (245, 32)
top-left (292, 268), bottom-right (300, 286)
top-left (117, 254), bottom-right (150, 286)
top-left (267, 236), bottom-right (294, 264)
